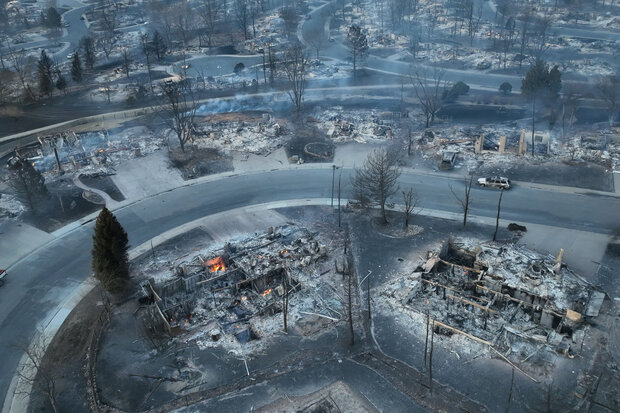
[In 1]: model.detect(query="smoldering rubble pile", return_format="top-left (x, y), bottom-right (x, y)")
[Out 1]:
top-left (554, 129), bottom-right (620, 172)
top-left (420, 125), bottom-right (620, 172)
top-left (139, 225), bottom-right (346, 348)
top-left (381, 238), bottom-right (605, 366)
top-left (193, 112), bottom-right (288, 156)
top-left (311, 108), bottom-right (400, 144)
top-left (7, 126), bottom-right (162, 180)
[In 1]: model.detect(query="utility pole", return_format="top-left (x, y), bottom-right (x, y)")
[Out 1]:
top-left (367, 270), bottom-right (371, 319)
top-left (531, 100), bottom-right (536, 156)
top-left (337, 168), bottom-right (342, 227)
top-left (331, 164), bottom-right (336, 206)
top-left (261, 48), bottom-right (267, 84)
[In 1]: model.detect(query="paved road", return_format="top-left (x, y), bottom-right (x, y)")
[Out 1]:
top-left (1, 167), bottom-right (619, 409)
top-left (1, 0), bottom-right (90, 61)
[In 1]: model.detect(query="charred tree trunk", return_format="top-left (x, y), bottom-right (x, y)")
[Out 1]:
top-left (429, 322), bottom-right (434, 394)
top-left (282, 271), bottom-right (289, 332)
top-left (424, 311), bottom-right (429, 367)
top-left (493, 189), bottom-right (504, 241)
top-left (348, 271), bottom-right (354, 346)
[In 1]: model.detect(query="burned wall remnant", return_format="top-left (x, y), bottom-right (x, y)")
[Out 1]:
top-left (382, 238), bottom-right (604, 365)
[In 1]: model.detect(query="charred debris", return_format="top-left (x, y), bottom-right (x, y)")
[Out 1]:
top-left (139, 225), bottom-right (332, 344)
top-left (383, 238), bottom-right (605, 366)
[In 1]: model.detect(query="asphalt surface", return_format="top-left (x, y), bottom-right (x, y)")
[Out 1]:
top-left (1, 0), bottom-right (90, 61)
top-left (1, 167), bottom-right (619, 409)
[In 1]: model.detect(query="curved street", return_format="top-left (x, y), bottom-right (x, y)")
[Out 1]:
top-left (1, 166), bottom-right (619, 409)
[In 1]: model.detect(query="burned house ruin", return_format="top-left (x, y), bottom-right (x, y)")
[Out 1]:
top-left (140, 225), bottom-right (329, 344)
top-left (385, 238), bottom-right (605, 365)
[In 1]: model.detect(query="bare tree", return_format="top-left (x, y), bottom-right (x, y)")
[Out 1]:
top-left (426, 2), bottom-right (440, 40)
top-left (530, 14), bottom-right (552, 61)
top-left (198, 0), bottom-right (222, 46)
top-left (281, 44), bottom-right (308, 116)
top-left (0, 69), bottom-right (13, 104)
top-left (410, 68), bottom-right (444, 127)
top-left (493, 188), bottom-right (504, 241)
top-left (96, 34), bottom-right (115, 60)
top-left (406, 126), bottom-right (414, 156)
top-left (402, 186), bottom-right (419, 228)
top-left (347, 25), bottom-right (368, 78)
top-left (98, 0), bottom-right (118, 37)
top-left (140, 33), bottom-right (153, 93)
top-left (233, 0), bottom-right (249, 40)
top-left (97, 0), bottom-right (118, 59)
top-left (15, 332), bottom-right (58, 413)
top-left (596, 75), bottom-right (619, 126)
top-left (351, 148), bottom-right (401, 224)
top-left (407, 24), bottom-right (422, 59)
top-left (560, 86), bottom-right (579, 141)
top-left (450, 174), bottom-right (474, 227)
top-left (159, 80), bottom-right (198, 152)
top-left (150, 30), bottom-right (167, 62)
top-left (465, 0), bottom-right (482, 45)
top-left (102, 84), bottom-right (112, 103)
top-left (306, 26), bottom-right (327, 59)
top-left (267, 44), bottom-right (277, 86)
top-left (347, 269), bottom-right (355, 346)
top-left (6, 45), bottom-right (36, 101)
top-left (171, 1), bottom-right (196, 47)
top-left (120, 48), bottom-right (132, 79)
top-left (517, 8), bottom-right (531, 67)
top-left (8, 156), bottom-right (49, 213)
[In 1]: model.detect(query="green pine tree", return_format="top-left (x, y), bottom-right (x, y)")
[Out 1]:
top-left (55, 70), bottom-right (66, 93)
top-left (37, 50), bottom-right (54, 97)
top-left (92, 207), bottom-right (130, 294)
top-left (71, 52), bottom-right (83, 82)
top-left (46, 7), bottom-right (61, 28)
top-left (8, 157), bottom-right (49, 213)
top-left (80, 36), bottom-right (96, 70)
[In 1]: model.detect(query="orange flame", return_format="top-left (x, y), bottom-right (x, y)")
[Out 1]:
top-left (241, 296), bottom-right (247, 301)
top-left (205, 256), bottom-right (226, 272)
top-left (262, 288), bottom-right (272, 297)
top-left (98, 149), bottom-right (104, 153)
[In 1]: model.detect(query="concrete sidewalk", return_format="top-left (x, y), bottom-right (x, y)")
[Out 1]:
top-left (0, 222), bottom-right (54, 270)
top-left (3, 142), bottom-right (618, 272)
top-left (5, 196), bottom-right (613, 413)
